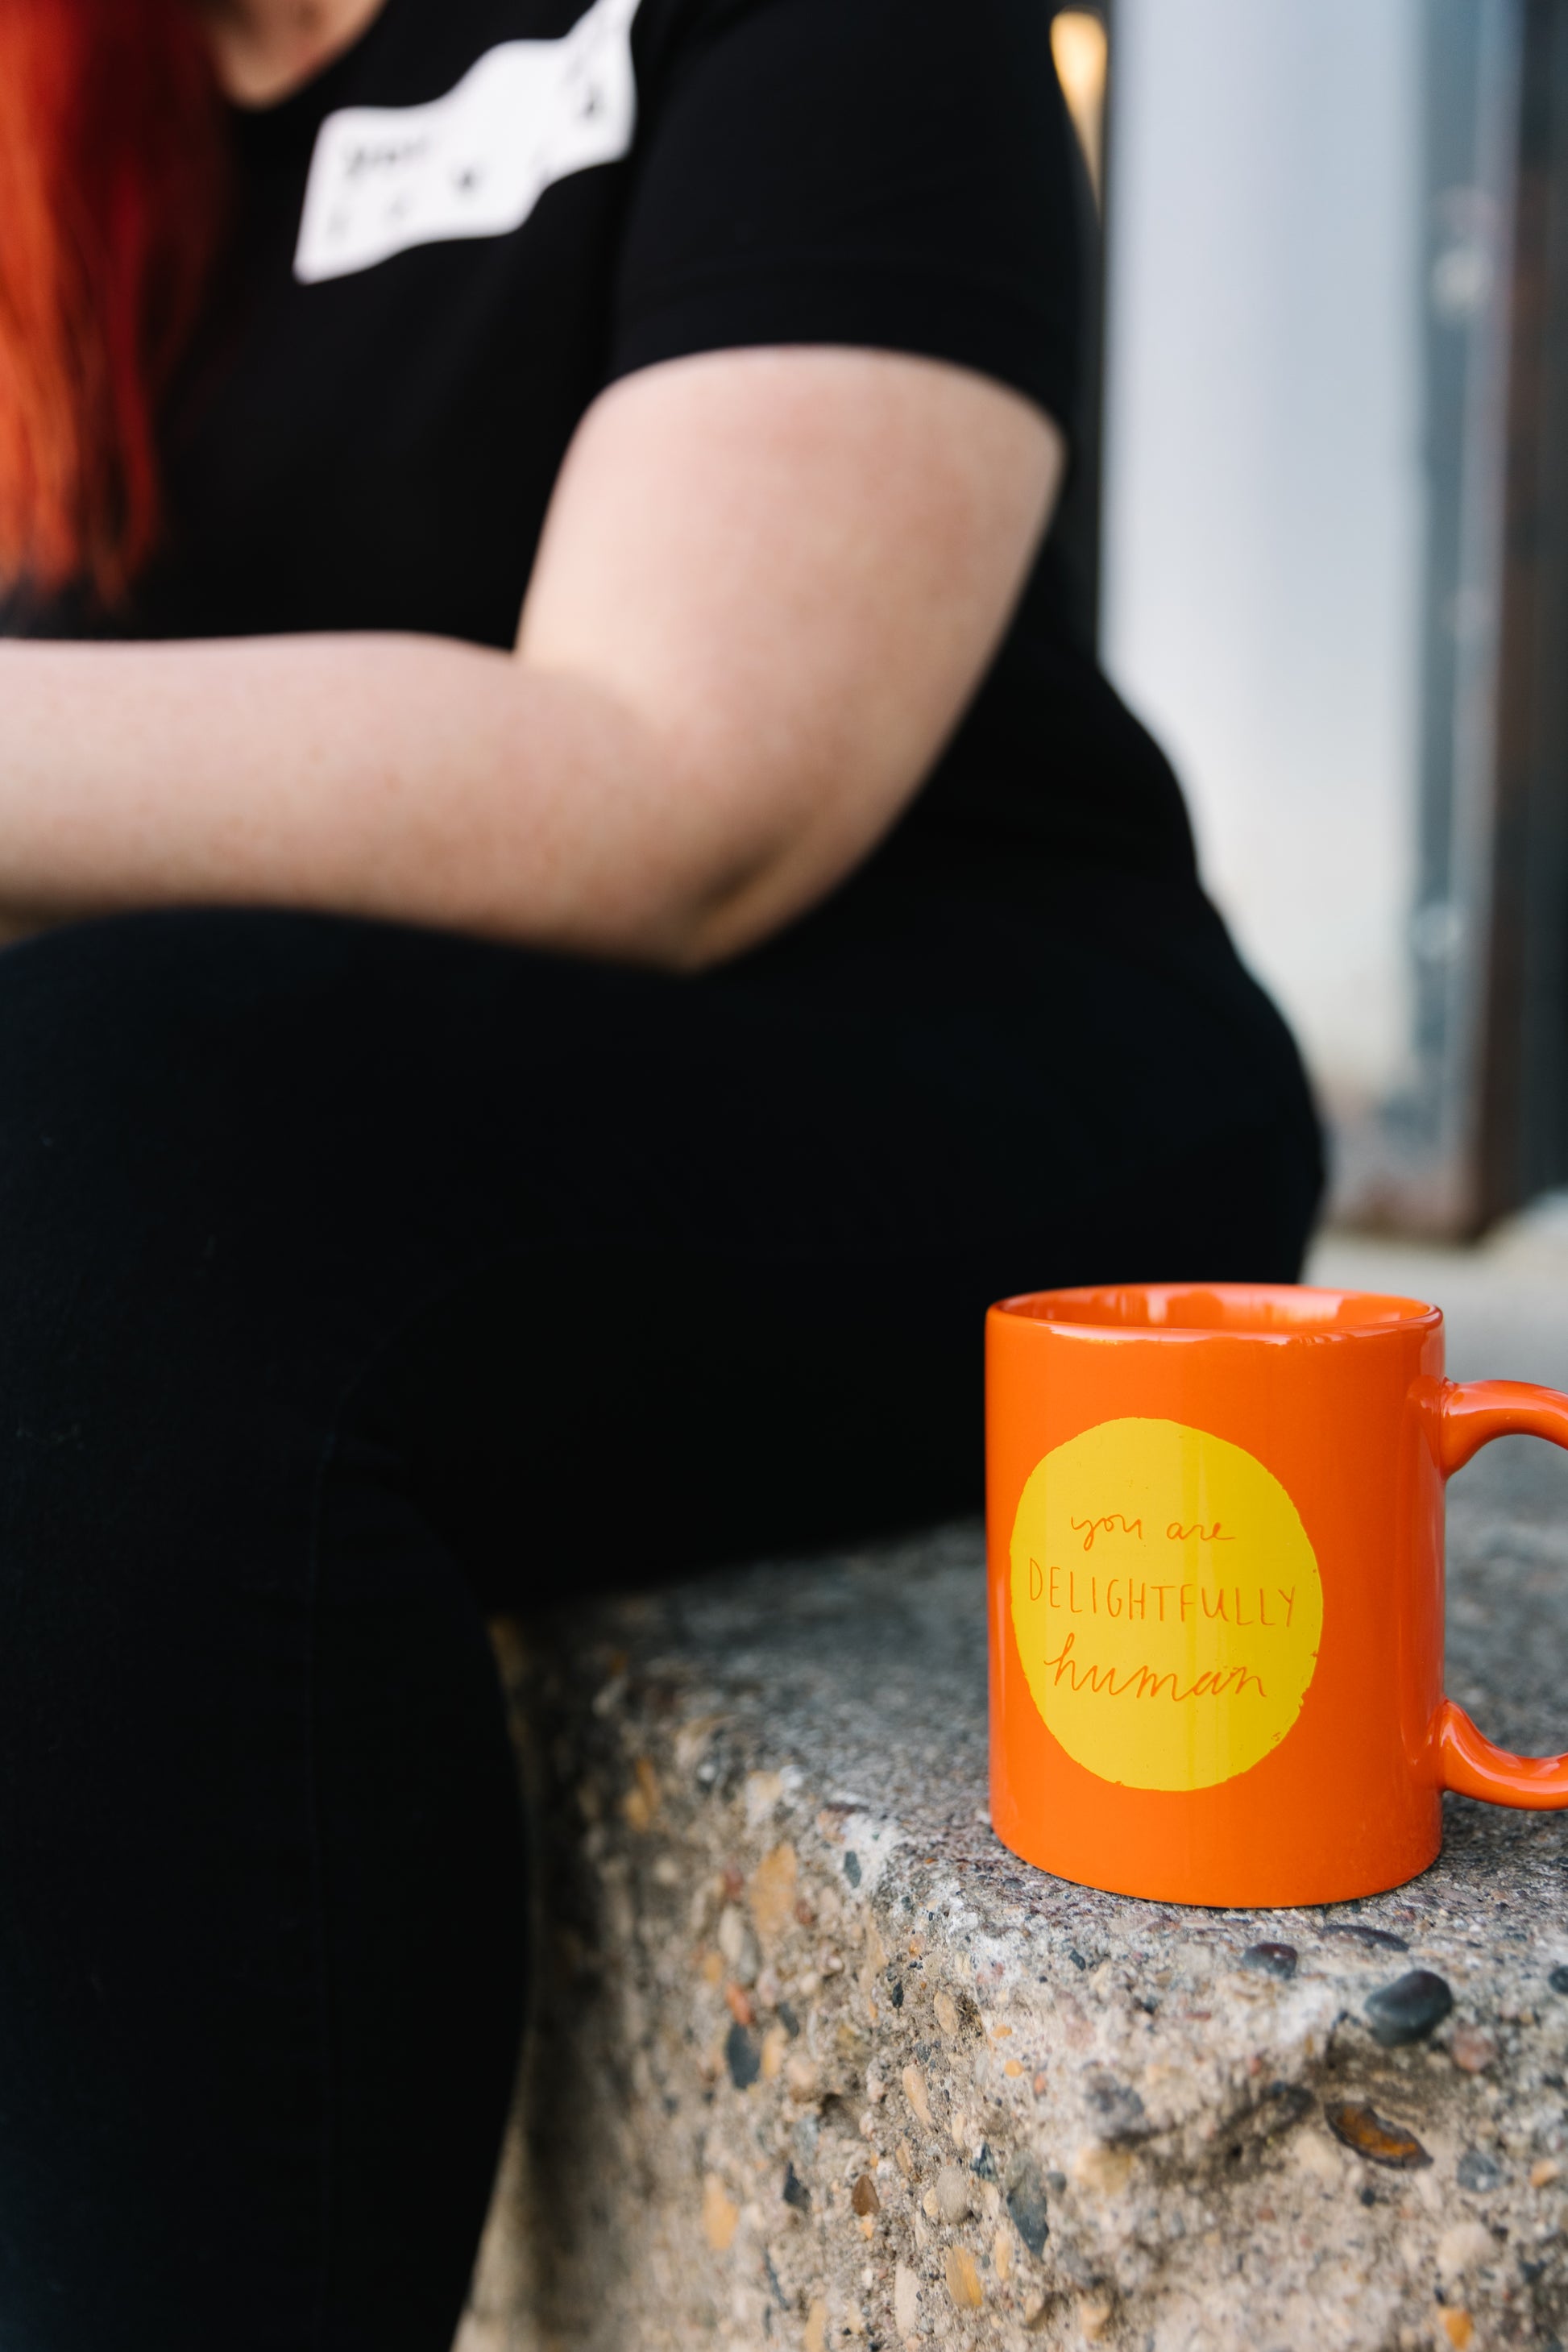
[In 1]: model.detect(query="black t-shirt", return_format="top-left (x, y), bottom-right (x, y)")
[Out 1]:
top-left (11, 0), bottom-right (1201, 905)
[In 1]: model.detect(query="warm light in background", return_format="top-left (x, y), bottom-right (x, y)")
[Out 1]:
top-left (1051, 9), bottom-right (1109, 204)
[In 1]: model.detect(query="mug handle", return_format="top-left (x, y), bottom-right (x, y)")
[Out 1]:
top-left (1437, 1379), bottom-right (1568, 1806)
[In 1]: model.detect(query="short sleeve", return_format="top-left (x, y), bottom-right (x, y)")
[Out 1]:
top-left (608, 0), bottom-right (1085, 436)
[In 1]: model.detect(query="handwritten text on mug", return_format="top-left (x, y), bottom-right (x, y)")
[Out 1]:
top-left (1008, 1418), bottom-right (1323, 1791)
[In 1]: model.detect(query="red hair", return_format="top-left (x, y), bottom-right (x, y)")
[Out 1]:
top-left (0, 0), bottom-right (229, 603)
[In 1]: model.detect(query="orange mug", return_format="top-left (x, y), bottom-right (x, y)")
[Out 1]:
top-left (985, 1281), bottom-right (1568, 1906)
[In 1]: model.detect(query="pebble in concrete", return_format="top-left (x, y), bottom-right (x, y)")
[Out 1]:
top-left (1325, 2102), bottom-right (1433, 2169)
top-left (1450, 2022), bottom-right (1497, 2073)
top-left (1004, 2151), bottom-right (1049, 2257)
top-left (1083, 2069), bottom-right (1145, 2138)
top-left (933, 2164), bottom-right (972, 2225)
top-left (724, 2020), bottom-right (761, 2087)
top-left (1323, 1923), bottom-right (1410, 1952)
top-left (1456, 2148), bottom-right (1504, 2192)
top-left (1364, 1968), bottom-right (1454, 2047)
top-left (1241, 1941), bottom-right (1298, 1981)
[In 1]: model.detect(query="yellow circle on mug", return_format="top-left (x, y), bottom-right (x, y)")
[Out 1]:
top-left (1009, 1417), bottom-right (1323, 1791)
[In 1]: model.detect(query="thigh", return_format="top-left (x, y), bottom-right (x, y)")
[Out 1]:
top-left (0, 889), bottom-right (1319, 1599)
top-left (259, 881), bottom-right (1321, 1596)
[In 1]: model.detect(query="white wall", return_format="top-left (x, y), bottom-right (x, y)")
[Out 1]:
top-left (1101, 0), bottom-right (1424, 1105)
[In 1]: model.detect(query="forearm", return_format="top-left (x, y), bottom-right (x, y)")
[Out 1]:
top-left (0, 634), bottom-right (759, 964)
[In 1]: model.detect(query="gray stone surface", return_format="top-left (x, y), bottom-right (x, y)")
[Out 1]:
top-left (454, 1234), bottom-right (1568, 2352)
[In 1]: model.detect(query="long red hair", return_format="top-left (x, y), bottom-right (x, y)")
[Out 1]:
top-left (0, 0), bottom-right (229, 603)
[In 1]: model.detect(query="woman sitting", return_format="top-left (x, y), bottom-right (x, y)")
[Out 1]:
top-left (0, 0), bottom-right (1321, 2342)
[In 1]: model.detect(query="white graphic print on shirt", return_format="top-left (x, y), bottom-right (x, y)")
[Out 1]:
top-left (294, 0), bottom-right (642, 284)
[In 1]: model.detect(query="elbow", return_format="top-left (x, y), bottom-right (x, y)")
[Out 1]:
top-left (635, 845), bottom-right (819, 974)
top-left (604, 831), bottom-right (809, 975)
top-left (624, 888), bottom-right (768, 977)
top-left (470, 837), bottom-right (790, 973)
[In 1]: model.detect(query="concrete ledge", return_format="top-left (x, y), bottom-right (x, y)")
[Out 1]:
top-left (458, 1491), bottom-right (1568, 2352)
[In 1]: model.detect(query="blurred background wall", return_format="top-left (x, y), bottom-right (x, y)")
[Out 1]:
top-left (1085, 0), bottom-right (1568, 1236)
top-left (1102, 0), bottom-right (1425, 1151)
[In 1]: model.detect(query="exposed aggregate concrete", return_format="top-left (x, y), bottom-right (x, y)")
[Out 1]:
top-left (454, 1433), bottom-right (1568, 2352)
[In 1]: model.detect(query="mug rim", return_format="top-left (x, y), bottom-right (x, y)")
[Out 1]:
top-left (991, 1280), bottom-right (1442, 1341)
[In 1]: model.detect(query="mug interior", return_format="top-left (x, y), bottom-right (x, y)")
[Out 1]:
top-left (996, 1282), bottom-right (1440, 1337)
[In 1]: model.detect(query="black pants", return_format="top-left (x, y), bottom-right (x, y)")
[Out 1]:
top-left (0, 875), bottom-right (1319, 2347)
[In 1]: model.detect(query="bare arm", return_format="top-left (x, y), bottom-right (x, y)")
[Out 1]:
top-left (0, 346), bottom-right (1063, 969)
